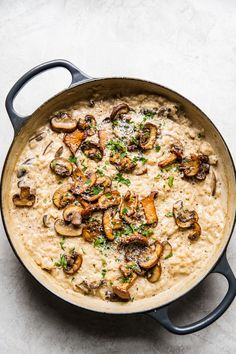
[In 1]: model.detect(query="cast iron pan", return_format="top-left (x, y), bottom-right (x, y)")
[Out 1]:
top-left (2, 59), bottom-right (236, 334)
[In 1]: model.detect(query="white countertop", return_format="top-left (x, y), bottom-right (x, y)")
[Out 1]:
top-left (0, 0), bottom-right (236, 353)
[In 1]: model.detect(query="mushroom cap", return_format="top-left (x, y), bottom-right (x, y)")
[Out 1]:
top-left (81, 141), bottom-right (103, 162)
top-left (140, 123), bottom-right (158, 150)
top-left (12, 187), bottom-right (36, 207)
top-left (110, 103), bottom-right (130, 120)
top-left (54, 219), bottom-right (83, 237)
top-left (50, 112), bottom-right (77, 133)
top-left (63, 129), bottom-right (86, 155)
top-left (50, 158), bottom-right (73, 177)
top-left (52, 184), bottom-right (75, 209)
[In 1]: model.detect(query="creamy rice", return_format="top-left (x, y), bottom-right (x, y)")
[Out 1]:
top-left (9, 94), bottom-right (225, 302)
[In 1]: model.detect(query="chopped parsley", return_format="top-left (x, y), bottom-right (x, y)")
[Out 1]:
top-left (121, 275), bottom-right (132, 283)
top-left (165, 211), bottom-right (173, 217)
top-left (142, 112), bottom-right (155, 122)
top-left (94, 236), bottom-right (109, 250)
top-left (106, 139), bottom-right (127, 157)
top-left (59, 237), bottom-right (65, 250)
top-left (68, 156), bottom-right (77, 164)
top-left (96, 168), bottom-right (105, 177)
top-left (132, 156), bottom-right (148, 165)
top-left (155, 145), bottom-right (161, 152)
top-left (85, 179), bottom-right (91, 185)
top-left (101, 269), bottom-right (107, 278)
top-left (81, 160), bottom-right (88, 172)
top-left (154, 174), bottom-right (161, 180)
top-left (122, 207), bottom-right (128, 215)
top-left (54, 254), bottom-right (67, 269)
top-left (165, 252), bottom-right (173, 259)
top-left (91, 185), bottom-right (103, 195)
top-left (168, 176), bottom-right (174, 188)
top-left (113, 172), bottom-right (131, 186)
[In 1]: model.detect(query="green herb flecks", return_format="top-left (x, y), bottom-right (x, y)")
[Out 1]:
top-left (165, 211), bottom-right (173, 217)
top-left (68, 156), bottom-right (77, 164)
top-left (55, 254), bottom-right (67, 269)
top-left (168, 176), bottom-right (174, 188)
top-left (106, 139), bottom-right (127, 157)
top-left (59, 237), bottom-right (65, 250)
top-left (113, 172), bottom-right (131, 186)
top-left (155, 145), bottom-right (161, 152)
top-left (132, 156), bottom-right (148, 165)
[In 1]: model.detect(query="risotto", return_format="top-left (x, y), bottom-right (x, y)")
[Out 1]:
top-left (9, 94), bottom-right (225, 302)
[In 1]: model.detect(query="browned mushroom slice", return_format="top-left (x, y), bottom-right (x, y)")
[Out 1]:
top-left (119, 233), bottom-right (148, 247)
top-left (173, 200), bottom-right (198, 228)
top-left (72, 171), bottom-right (97, 195)
top-left (110, 153), bottom-right (136, 172)
top-left (103, 208), bottom-right (120, 241)
top-left (81, 141), bottom-right (103, 162)
top-left (141, 192), bottom-right (158, 224)
top-left (147, 262), bottom-right (162, 283)
top-left (139, 242), bottom-right (163, 269)
top-left (140, 123), bottom-right (158, 150)
top-left (42, 214), bottom-right (54, 228)
top-left (121, 191), bottom-right (138, 216)
top-left (110, 103), bottom-right (130, 120)
top-left (80, 176), bottom-right (110, 202)
top-left (55, 146), bottom-right (64, 158)
top-left (98, 190), bottom-right (121, 210)
top-left (158, 153), bottom-right (178, 168)
top-left (77, 115), bottom-right (97, 136)
top-left (134, 164), bottom-right (148, 176)
top-left (180, 155), bottom-right (200, 177)
top-left (170, 142), bottom-right (183, 159)
top-left (53, 184), bottom-right (75, 209)
top-left (112, 272), bottom-right (137, 300)
top-left (50, 158), bottom-right (73, 177)
top-left (77, 280), bottom-right (105, 295)
top-left (63, 205), bottom-right (83, 226)
top-left (188, 222), bottom-right (201, 241)
top-left (211, 171), bottom-right (217, 196)
top-left (161, 241), bottom-right (173, 259)
top-left (12, 187), bottom-right (36, 207)
top-left (98, 130), bottom-right (110, 150)
top-left (50, 112), bottom-right (77, 133)
top-left (82, 221), bottom-right (103, 242)
top-left (54, 219), bottom-right (83, 237)
top-left (195, 155), bottom-right (210, 180)
top-left (63, 129), bottom-right (86, 155)
top-left (64, 252), bottom-right (83, 274)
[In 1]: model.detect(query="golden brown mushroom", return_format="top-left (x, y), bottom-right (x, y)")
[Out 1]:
top-left (72, 171), bottom-right (97, 195)
top-left (63, 251), bottom-right (83, 274)
top-left (63, 129), bottom-right (86, 155)
top-left (139, 242), bottom-right (163, 269)
top-left (188, 222), bottom-right (201, 241)
top-left (81, 141), bottom-right (103, 162)
top-left (141, 192), bottom-right (158, 224)
top-left (63, 204), bottom-right (83, 226)
top-left (50, 112), bottom-right (77, 133)
top-left (140, 123), bottom-right (158, 150)
top-left (82, 220), bottom-right (103, 242)
top-left (110, 103), bottom-right (130, 120)
top-left (110, 153), bottom-right (136, 172)
top-left (52, 184), bottom-right (75, 209)
top-left (77, 115), bottom-right (97, 136)
top-left (119, 234), bottom-right (148, 247)
top-left (158, 141), bottom-right (183, 168)
top-left (98, 190), bottom-right (121, 209)
top-left (112, 272), bottom-right (137, 300)
top-left (54, 219), bottom-right (83, 237)
top-left (103, 208), bottom-right (115, 241)
top-left (50, 158), bottom-right (73, 177)
top-left (12, 187), bottom-right (36, 207)
top-left (180, 155), bottom-right (200, 177)
top-left (173, 200), bottom-right (198, 228)
top-left (147, 262), bottom-right (162, 283)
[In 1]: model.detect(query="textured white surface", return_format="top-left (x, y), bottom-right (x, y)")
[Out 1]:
top-left (0, 0), bottom-right (236, 353)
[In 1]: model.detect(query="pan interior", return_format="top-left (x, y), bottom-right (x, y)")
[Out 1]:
top-left (2, 77), bottom-right (235, 314)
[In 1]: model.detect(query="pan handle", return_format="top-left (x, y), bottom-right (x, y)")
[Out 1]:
top-left (147, 251), bottom-right (236, 335)
top-left (5, 59), bottom-right (91, 134)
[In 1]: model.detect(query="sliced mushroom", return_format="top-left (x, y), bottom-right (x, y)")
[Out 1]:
top-left (119, 233), bottom-right (148, 247)
top-left (43, 141), bottom-right (53, 155)
top-left (110, 153), bottom-right (136, 172)
top-left (52, 184), bottom-right (75, 209)
top-left (16, 167), bottom-right (27, 178)
top-left (112, 272), bottom-right (137, 300)
top-left (173, 200), bottom-right (198, 228)
top-left (188, 222), bottom-right (201, 241)
top-left (64, 252), bottom-right (83, 274)
top-left (98, 129), bottom-right (112, 151)
top-left (211, 171), bottom-right (217, 196)
top-left (63, 205), bottom-right (83, 226)
top-left (140, 123), bottom-right (158, 150)
top-left (50, 158), bottom-right (73, 177)
top-left (12, 187), bottom-right (36, 207)
top-left (141, 192), bottom-right (158, 224)
top-left (43, 214), bottom-right (54, 228)
top-left (158, 153), bottom-right (178, 168)
top-left (147, 262), bottom-right (162, 283)
top-left (54, 219), bottom-right (83, 237)
top-left (110, 103), bottom-right (130, 120)
top-left (29, 131), bottom-right (46, 142)
top-left (82, 221), bottom-right (103, 242)
top-left (72, 171), bottom-right (97, 195)
top-left (80, 176), bottom-right (111, 202)
top-left (63, 129), bottom-right (86, 155)
top-left (98, 190), bottom-right (121, 209)
top-left (77, 280), bottom-right (105, 295)
top-left (120, 191), bottom-right (138, 216)
top-left (139, 242), bottom-right (163, 269)
top-left (161, 241), bottom-right (173, 259)
top-left (50, 112), bottom-right (77, 133)
top-left (77, 115), bottom-right (97, 136)
top-left (180, 154), bottom-right (210, 179)
top-left (81, 141), bottom-right (103, 162)
top-left (55, 146), bottom-right (64, 158)
top-left (158, 141), bottom-right (183, 168)
top-left (102, 208), bottom-right (120, 241)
